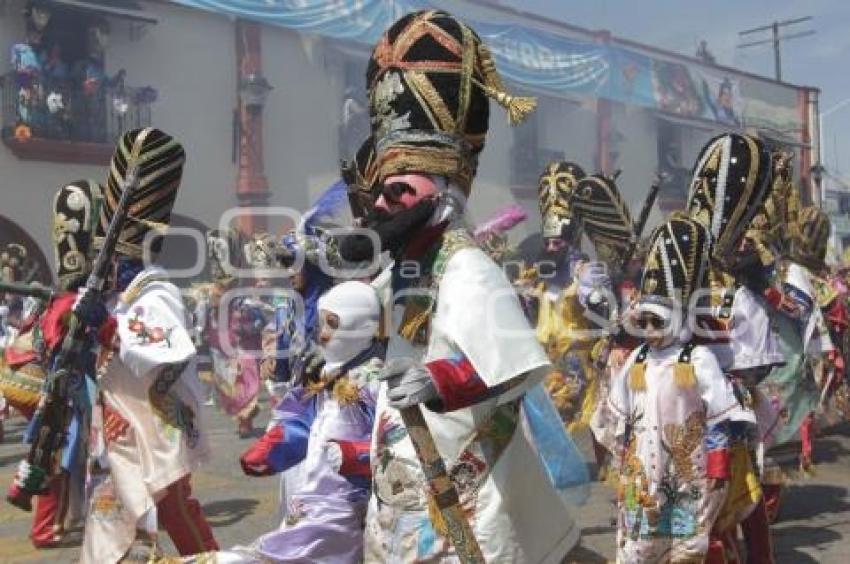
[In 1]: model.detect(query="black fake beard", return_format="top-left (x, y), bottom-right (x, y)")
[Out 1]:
top-left (540, 247), bottom-right (568, 265)
top-left (338, 199), bottom-right (436, 262)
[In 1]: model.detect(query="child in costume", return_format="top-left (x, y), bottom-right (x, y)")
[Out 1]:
top-left (602, 216), bottom-right (739, 563)
top-left (193, 281), bottom-right (383, 563)
top-left (684, 132), bottom-right (780, 562)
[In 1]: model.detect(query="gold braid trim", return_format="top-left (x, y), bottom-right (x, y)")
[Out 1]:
top-left (378, 146), bottom-right (474, 195)
top-left (399, 301), bottom-right (434, 344)
top-left (427, 494), bottom-right (450, 537)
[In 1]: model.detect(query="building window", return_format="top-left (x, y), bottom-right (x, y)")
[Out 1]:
top-left (2, 1), bottom-right (155, 163)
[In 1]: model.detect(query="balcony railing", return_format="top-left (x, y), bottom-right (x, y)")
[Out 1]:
top-left (0, 71), bottom-right (153, 164)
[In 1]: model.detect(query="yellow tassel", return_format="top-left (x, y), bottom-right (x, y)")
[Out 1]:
top-left (377, 301), bottom-right (387, 341)
top-left (477, 42), bottom-right (537, 125)
top-left (399, 304), bottom-right (432, 344)
top-left (426, 494), bottom-right (449, 538)
top-left (674, 362), bottom-right (697, 389)
top-left (483, 87), bottom-right (537, 125)
top-left (629, 363), bottom-right (646, 391)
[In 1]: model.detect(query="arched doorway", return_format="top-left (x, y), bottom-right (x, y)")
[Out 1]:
top-left (0, 216), bottom-right (52, 285)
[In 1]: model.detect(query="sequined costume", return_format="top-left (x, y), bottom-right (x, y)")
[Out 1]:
top-left (188, 282), bottom-right (383, 563)
top-left (4, 181), bottom-right (103, 548)
top-left (81, 129), bottom-right (217, 562)
top-left (600, 216), bottom-right (738, 563)
top-left (522, 168), bottom-right (634, 436)
top-left (361, 11), bottom-right (578, 563)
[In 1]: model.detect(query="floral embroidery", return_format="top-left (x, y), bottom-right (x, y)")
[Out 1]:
top-left (127, 306), bottom-right (174, 347)
top-left (371, 71), bottom-right (411, 139)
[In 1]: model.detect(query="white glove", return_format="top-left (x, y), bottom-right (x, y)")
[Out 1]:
top-left (576, 261), bottom-right (611, 307)
top-left (379, 357), bottom-right (439, 409)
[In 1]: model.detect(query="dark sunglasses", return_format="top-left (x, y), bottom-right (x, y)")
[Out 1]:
top-left (636, 315), bottom-right (665, 330)
top-left (381, 182), bottom-right (415, 203)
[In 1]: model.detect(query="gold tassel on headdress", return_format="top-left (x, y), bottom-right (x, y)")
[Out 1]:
top-left (674, 362), bottom-right (697, 389)
top-left (488, 89), bottom-right (538, 125)
top-left (477, 43), bottom-right (537, 125)
top-left (629, 363), bottom-right (646, 391)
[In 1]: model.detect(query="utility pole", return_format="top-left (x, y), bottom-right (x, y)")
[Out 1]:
top-left (737, 16), bottom-right (815, 81)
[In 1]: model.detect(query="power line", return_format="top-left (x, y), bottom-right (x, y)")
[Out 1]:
top-left (737, 17), bottom-right (815, 81)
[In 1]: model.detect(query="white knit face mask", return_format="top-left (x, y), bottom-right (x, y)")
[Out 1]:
top-left (317, 281), bottom-right (380, 375)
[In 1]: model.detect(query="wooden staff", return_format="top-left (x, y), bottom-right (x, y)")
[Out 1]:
top-left (398, 405), bottom-right (485, 563)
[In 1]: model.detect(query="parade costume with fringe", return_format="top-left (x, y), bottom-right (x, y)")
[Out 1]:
top-left (597, 216), bottom-right (739, 563)
top-left (187, 282), bottom-right (384, 564)
top-left (4, 180), bottom-right (103, 547)
top-left (524, 167), bottom-right (634, 434)
top-left (81, 129), bottom-right (217, 562)
top-left (361, 10), bottom-right (579, 563)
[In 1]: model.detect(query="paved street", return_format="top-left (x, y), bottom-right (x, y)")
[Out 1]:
top-left (0, 398), bottom-right (848, 563)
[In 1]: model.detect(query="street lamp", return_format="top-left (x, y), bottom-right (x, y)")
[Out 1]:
top-left (239, 74), bottom-right (273, 112)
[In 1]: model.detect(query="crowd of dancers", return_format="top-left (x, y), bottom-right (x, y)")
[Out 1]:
top-left (0, 8), bottom-right (848, 564)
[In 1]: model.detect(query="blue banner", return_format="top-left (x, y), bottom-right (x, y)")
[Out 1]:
top-left (474, 21), bottom-right (610, 98)
top-left (171, 0), bottom-right (802, 133)
top-left (174, 0), bottom-right (398, 42)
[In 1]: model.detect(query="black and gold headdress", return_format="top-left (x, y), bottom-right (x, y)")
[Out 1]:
top-left (640, 214), bottom-right (712, 310)
top-left (538, 160), bottom-right (586, 240)
top-left (791, 206), bottom-right (831, 272)
top-left (367, 10), bottom-right (537, 194)
top-left (571, 173), bottom-right (635, 266)
top-left (52, 180), bottom-right (103, 290)
top-left (341, 136), bottom-right (379, 221)
top-left (686, 133), bottom-right (771, 264)
top-left (98, 127), bottom-right (186, 257)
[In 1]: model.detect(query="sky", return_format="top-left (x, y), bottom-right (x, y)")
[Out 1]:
top-left (516, 0), bottom-right (850, 176)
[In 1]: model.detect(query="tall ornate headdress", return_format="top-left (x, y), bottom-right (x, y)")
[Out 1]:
top-left (686, 133), bottom-right (771, 264)
top-left (367, 9), bottom-right (537, 194)
top-left (341, 136), bottom-right (379, 221)
top-left (791, 206), bottom-right (831, 272)
top-left (98, 128), bottom-right (186, 258)
top-left (571, 173), bottom-right (635, 266)
top-left (538, 160), bottom-right (586, 240)
top-left (639, 214), bottom-right (712, 313)
top-left (52, 180), bottom-right (103, 290)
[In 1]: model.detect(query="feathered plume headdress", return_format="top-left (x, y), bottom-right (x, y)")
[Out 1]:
top-left (473, 203), bottom-right (529, 264)
top-left (474, 203), bottom-right (528, 240)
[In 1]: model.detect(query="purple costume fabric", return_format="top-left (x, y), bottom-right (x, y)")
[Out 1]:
top-left (209, 359), bottom-right (381, 564)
